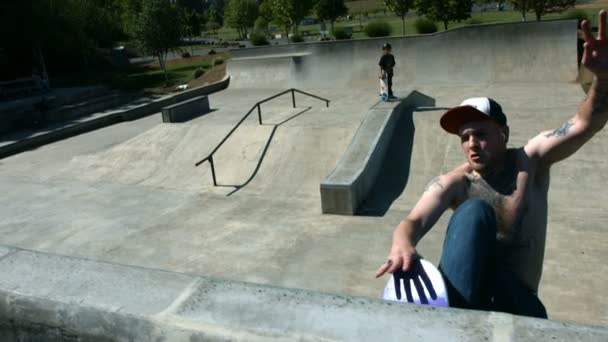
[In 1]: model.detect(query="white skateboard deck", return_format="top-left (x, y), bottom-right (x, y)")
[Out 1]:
top-left (382, 259), bottom-right (449, 307)
top-left (379, 76), bottom-right (389, 102)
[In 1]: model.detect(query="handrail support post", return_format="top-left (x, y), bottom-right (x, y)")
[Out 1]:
top-left (209, 156), bottom-right (217, 186)
top-left (257, 104), bottom-right (262, 125)
top-left (291, 89), bottom-right (296, 108)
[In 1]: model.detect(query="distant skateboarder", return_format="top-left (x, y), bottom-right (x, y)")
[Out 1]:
top-left (379, 43), bottom-right (396, 99)
top-left (375, 9), bottom-right (608, 318)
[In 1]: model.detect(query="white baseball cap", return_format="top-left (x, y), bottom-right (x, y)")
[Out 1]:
top-left (440, 97), bottom-right (507, 134)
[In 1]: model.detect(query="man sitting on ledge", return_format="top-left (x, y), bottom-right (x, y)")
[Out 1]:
top-left (375, 10), bottom-right (608, 318)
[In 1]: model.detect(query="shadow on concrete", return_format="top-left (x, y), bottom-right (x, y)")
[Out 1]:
top-left (356, 107), bottom-right (416, 217)
top-left (0, 93), bottom-right (150, 143)
top-left (355, 106), bottom-right (451, 216)
top-left (217, 107), bottom-right (313, 196)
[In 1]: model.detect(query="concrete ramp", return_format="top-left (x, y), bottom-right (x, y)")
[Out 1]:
top-left (228, 20), bottom-right (578, 89)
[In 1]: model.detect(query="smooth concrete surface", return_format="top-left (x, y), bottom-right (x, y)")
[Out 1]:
top-left (0, 19), bottom-right (606, 338)
top-left (162, 95), bottom-right (210, 123)
top-left (1, 247), bottom-right (606, 341)
top-left (228, 19), bottom-right (578, 89)
top-left (321, 90), bottom-right (435, 215)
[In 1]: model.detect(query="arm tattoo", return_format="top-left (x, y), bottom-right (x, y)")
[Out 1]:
top-left (424, 176), bottom-right (444, 192)
top-left (545, 120), bottom-right (574, 138)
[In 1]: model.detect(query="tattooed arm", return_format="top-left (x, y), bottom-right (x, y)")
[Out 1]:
top-left (376, 173), bottom-right (463, 277)
top-left (526, 11), bottom-right (608, 166)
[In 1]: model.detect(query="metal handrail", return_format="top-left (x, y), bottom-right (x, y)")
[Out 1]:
top-left (195, 88), bottom-right (330, 186)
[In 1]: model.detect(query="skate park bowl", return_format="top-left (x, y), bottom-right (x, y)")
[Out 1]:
top-left (0, 18), bottom-right (607, 340)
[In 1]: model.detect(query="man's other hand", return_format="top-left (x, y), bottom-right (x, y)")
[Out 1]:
top-left (581, 10), bottom-right (608, 80)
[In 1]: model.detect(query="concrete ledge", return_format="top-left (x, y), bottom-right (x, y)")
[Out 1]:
top-left (0, 76), bottom-right (230, 159)
top-left (162, 95), bottom-right (210, 123)
top-left (0, 246), bottom-right (606, 341)
top-left (320, 91), bottom-right (435, 215)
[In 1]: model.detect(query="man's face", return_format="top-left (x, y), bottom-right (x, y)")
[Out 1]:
top-left (383, 48), bottom-right (391, 55)
top-left (458, 120), bottom-right (506, 173)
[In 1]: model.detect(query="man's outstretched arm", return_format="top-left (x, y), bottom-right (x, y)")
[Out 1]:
top-left (527, 10), bottom-right (608, 165)
top-left (375, 174), bottom-right (461, 278)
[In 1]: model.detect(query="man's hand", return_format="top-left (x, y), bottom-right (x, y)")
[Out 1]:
top-left (581, 10), bottom-right (608, 80)
top-left (391, 260), bottom-right (438, 304)
top-left (375, 240), bottom-right (418, 278)
top-left (375, 174), bottom-right (458, 279)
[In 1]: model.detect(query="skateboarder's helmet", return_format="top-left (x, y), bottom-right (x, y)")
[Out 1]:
top-left (382, 43), bottom-right (392, 50)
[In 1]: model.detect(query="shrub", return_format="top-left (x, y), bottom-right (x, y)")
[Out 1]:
top-left (333, 27), bottom-right (350, 40)
top-left (214, 58), bottom-right (224, 66)
top-left (181, 51), bottom-right (191, 58)
top-left (414, 17), bottom-right (438, 34)
top-left (194, 68), bottom-right (205, 78)
top-left (365, 20), bottom-right (392, 37)
top-left (290, 34), bottom-right (305, 43)
top-left (562, 9), bottom-right (589, 25)
top-left (250, 32), bottom-right (270, 46)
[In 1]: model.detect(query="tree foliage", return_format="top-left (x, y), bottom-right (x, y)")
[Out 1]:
top-left (314, 0), bottom-right (348, 35)
top-left (385, 0), bottom-right (414, 35)
top-left (529, 0), bottom-right (575, 21)
top-left (182, 8), bottom-right (204, 39)
top-left (259, 1), bottom-right (274, 21)
top-left (510, 0), bottom-right (528, 21)
top-left (267, 0), bottom-right (315, 39)
top-left (254, 16), bottom-right (270, 33)
top-left (131, 0), bottom-right (182, 82)
top-left (225, 0), bottom-right (259, 39)
top-left (415, 0), bottom-right (474, 30)
top-left (0, 0), bottom-right (127, 79)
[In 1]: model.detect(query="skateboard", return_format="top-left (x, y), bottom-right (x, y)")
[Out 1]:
top-left (379, 75), bottom-right (389, 102)
top-left (381, 258), bottom-right (449, 307)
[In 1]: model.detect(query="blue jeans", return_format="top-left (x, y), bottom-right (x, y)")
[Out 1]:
top-left (439, 198), bottom-right (547, 318)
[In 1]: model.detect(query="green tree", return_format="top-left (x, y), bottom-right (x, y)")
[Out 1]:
top-left (259, 0), bottom-right (274, 21)
top-left (1, 0), bottom-right (126, 80)
top-left (131, 0), bottom-right (183, 83)
top-left (314, 0), bottom-right (348, 36)
top-left (181, 7), bottom-right (204, 54)
top-left (267, 0), bottom-right (315, 39)
top-left (530, 0), bottom-right (575, 21)
top-left (225, 0), bottom-right (259, 39)
top-left (254, 16), bottom-right (270, 33)
top-left (415, 0), bottom-right (474, 30)
top-left (207, 3), bottom-right (223, 25)
top-left (205, 0), bottom-right (226, 23)
top-left (385, 0), bottom-right (414, 35)
top-left (510, 0), bottom-right (530, 21)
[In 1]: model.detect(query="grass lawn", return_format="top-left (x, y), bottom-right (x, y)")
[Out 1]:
top-left (345, 0), bottom-right (385, 13)
top-left (109, 54), bottom-right (228, 93)
top-left (50, 52), bottom-right (229, 95)
top-left (209, 2), bottom-right (604, 41)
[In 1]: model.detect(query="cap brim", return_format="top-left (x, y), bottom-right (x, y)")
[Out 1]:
top-left (440, 106), bottom-right (493, 134)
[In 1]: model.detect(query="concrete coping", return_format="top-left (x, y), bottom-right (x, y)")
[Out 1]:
top-left (320, 90), bottom-right (435, 215)
top-left (162, 95), bottom-right (211, 123)
top-left (0, 246), bottom-right (606, 341)
top-left (231, 52), bottom-right (312, 61)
